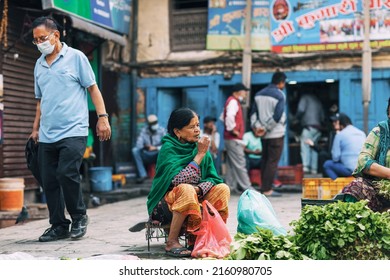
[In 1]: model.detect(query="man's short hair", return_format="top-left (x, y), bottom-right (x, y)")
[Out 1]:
top-left (203, 116), bottom-right (216, 124)
top-left (32, 16), bottom-right (60, 31)
top-left (271, 71), bottom-right (287, 85)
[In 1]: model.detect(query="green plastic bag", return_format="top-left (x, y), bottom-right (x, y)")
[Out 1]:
top-left (237, 190), bottom-right (287, 235)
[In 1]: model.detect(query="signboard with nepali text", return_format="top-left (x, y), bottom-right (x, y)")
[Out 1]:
top-left (207, 0), bottom-right (271, 50)
top-left (270, 0), bottom-right (390, 53)
top-left (42, 0), bottom-right (131, 35)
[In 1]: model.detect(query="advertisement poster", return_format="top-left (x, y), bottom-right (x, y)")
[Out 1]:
top-left (43, 0), bottom-right (132, 35)
top-left (207, 0), bottom-right (271, 50)
top-left (270, 0), bottom-right (390, 53)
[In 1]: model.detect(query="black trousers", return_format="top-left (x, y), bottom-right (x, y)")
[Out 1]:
top-left (245, 156), bottom-right (261, 171)
top-left (260, 137), bottom-right (284, 192)
top-left (38, 136), bottom-right (87, 227)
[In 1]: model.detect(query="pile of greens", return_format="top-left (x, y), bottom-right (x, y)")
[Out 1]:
top-left (373, 179), bottom-right (390, 200)
top-left (227, 228), bottom-right (309, 260)
top-left (291, 200), bottom-right (390, 260)
top-left (227, 201), bottom-right (390, 260)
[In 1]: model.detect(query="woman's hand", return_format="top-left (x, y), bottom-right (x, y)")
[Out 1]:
top-left (197, 136), bottom-right (210, 154)
top-left (194, 186), bottom-right (201, 195)
top-left (194, 136), bottom-right (210, 165)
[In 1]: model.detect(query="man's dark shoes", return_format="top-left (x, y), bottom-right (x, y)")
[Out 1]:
top-left (39, 225), bottom-right (70, 242)
top-left (70, 215), bottom-right (89, 239)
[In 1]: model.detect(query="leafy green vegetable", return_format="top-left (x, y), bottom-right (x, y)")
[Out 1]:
top-left (228, 201), bottom-right (389, 260)
top-left (373, 179), bottom-right (390, 200)
top-left (226, 227), bottom-right (310, 260)
top-left (291, 200), bottom-right (390, 260)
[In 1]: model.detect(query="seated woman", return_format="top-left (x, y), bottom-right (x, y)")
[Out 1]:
top-left (342, 98), bottom-right (390, 212)
top-left (146, 108), bottom-right (230, 257)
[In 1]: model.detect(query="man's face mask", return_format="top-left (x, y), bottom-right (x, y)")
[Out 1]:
top-left (37, 37), bottom-right (55, 55)
top-left (238, 96), bottom-right (244, 103)
top-left (150, 124), bottom-right (158, 131)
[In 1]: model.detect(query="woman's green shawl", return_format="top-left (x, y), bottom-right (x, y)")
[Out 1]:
top-left (377, 119), bottom-right (390, 167)
top-left (146, 134), bottom-right (223, 215)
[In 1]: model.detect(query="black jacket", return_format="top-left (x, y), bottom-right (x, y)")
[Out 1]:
top-left (25, 138), bottom-right (42, 185)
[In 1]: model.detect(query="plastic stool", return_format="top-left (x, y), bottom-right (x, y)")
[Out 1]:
top-left (147, 163), bottom-right (156, 178)
top-left (249, 169), bottom-right (262, 186)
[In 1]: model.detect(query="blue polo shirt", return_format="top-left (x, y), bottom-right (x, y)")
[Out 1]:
top-left (34, 43), bottom-right (96, 143)
top-left (331, 125), bottom-right (366, 171)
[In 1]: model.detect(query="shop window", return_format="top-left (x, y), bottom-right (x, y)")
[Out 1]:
top-left (170, 0), bottom-right (208, 52)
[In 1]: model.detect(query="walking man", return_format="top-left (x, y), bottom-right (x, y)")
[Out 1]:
top-left (250, 71), bottom-right (287, 197)
top-left (30, 16), bottom-right (111, 242)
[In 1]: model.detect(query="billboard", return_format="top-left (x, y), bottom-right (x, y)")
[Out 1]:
top-left (42, 0), bottom-right (132, 35)
top-left (207, 0), bottom-right (271, 50)
top-left (270, 0), bottom-right (390, 53)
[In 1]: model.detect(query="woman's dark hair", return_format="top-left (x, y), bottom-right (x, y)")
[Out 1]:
top-left (167, 108), bottom-right (198, 137)
top-left (32, 16), bottom-right (61, 32)
top-left (387, 97), bottom-right (390, 116)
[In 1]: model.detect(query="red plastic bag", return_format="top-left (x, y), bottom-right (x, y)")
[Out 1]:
top-left (191, 200), bottom-right (232, 259)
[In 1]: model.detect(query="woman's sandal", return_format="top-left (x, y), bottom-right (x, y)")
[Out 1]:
top-left (165, 247), bottom-right (192, 258)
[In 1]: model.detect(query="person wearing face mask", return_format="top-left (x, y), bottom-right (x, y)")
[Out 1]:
top-left (132, 114), bottom-right (166, 183)
top-left (250, 71), bottom-right (287, 197)
top-left (30, 16), bottom-right (111, 242)
top-left (221, 83), bottom-right (255, 194)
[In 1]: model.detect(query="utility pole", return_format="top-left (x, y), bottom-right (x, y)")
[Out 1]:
top-left (242, 0), bottom-right (252, 129)
top-left (242, 0), bottom-right (252, 109)
top-left (362, 0), bottom-right (371, 134)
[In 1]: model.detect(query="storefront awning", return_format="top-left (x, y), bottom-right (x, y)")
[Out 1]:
top-left (68, 16), bottom-right (127, 46)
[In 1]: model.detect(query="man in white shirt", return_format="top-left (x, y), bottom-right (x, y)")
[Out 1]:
top-left (222, 83), bottom-right (254, 194)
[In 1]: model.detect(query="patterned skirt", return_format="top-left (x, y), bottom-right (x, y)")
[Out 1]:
top-left (342, 177), bottom-right (390, 212)
top-left (150, 183), bottom-right (230, 233)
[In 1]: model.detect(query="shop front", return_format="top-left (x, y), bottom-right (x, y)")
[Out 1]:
top-left (138, 67), bottom-right (390, 168)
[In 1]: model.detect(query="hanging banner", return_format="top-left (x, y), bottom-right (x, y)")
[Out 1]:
top-left (270, 0), bottom-right (390, 53)
top-left (207, 0), bottom-right (271, 50)
top-left (42, 0), bottom-right (132, 35)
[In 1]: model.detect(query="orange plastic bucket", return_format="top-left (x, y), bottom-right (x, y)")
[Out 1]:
top-left (0, 178), bottom-right (25, 211)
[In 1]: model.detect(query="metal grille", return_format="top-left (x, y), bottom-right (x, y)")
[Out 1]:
top-left (0, 7), bottom-right (39, 188)
top-left (170, 7), bottom-right (208, 52)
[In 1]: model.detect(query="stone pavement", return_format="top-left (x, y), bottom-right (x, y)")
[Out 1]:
top-left (0, 190), bottom-right (303, 260)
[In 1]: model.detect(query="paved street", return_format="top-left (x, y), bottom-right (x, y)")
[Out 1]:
top-left (0, 190), bottom-right (302, 260)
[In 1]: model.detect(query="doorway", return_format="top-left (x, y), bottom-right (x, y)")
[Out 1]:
top-left (286, 81), bottom-right (339, 166)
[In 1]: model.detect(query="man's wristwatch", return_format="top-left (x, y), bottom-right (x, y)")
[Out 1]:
top-left (98, 113), bottom-right (109, 118)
